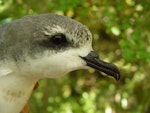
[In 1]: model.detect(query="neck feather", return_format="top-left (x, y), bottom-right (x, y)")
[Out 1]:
top-left (0, 73), bottom-right (38, 113)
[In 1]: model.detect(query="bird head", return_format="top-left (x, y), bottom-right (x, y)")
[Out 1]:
top-left (0, 14), bottom-right (120, 80)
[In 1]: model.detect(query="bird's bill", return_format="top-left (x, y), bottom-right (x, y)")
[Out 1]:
top-left (81, 51), bottom-right (120, 80)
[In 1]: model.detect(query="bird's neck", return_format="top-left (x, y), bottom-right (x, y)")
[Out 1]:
top-left (0, 73), bottom-right (38, 113)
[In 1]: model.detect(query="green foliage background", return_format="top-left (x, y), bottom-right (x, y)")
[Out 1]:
top-left (0, 0), bottom-right (150, 113)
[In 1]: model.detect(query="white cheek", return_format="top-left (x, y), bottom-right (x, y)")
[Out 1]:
top-left (25, 45), bottom-right (92, 78)
top-left (44, 54), bottom-right (86, 78)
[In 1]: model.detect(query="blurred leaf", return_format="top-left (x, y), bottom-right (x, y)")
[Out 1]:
top-left (0, 0), bottom-right (150, 113)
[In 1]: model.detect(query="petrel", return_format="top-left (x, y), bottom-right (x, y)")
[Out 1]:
top-left (0, 14), bottom-right (120, 113)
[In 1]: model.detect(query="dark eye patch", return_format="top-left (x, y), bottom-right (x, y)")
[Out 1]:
top-left (37, 33), bottom-right (69, 49)
top-left (50, 33), bottom-right (67, 45)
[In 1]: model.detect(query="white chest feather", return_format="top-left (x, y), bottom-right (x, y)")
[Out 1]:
top-left (0, 71), bottom-right (37, 113)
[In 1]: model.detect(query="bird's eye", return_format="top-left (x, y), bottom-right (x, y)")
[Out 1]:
top-left (51, 34), bottom-right (67, 45)
top-left (38, 33), bottom-right (68, 48)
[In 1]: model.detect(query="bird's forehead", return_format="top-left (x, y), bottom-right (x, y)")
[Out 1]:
top-left (42, 21), bottom-right (92, 47)
top-left (23, 14), bottom-right (92, 47)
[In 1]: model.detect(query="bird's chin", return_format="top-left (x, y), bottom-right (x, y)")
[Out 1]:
top-left (44, 66), bottom-right (89, 79)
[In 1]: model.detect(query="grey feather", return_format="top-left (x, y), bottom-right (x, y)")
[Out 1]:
top-left (0, 14), bottom-right (92, 61)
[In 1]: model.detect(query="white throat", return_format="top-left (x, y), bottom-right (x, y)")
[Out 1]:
top-left (0, 44), bottom-right (92, 113)
top-left (0, 70), bottom-right (38, 113)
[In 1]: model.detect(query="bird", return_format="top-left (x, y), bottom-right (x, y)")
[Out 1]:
top-left (0, 14), bottom-right (120, 113)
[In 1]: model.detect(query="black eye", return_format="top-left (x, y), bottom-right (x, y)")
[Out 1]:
top-left (38, 33), bottom-right (68, 48)
top-left (51, 34), bottom-right (67, 45)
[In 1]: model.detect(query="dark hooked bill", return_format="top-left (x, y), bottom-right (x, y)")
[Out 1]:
top-left (81, 51), bottom-right (120, 80)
